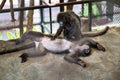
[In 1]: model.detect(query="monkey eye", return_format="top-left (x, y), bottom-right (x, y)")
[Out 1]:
top-left (84, 49), bottom-right (90, 54)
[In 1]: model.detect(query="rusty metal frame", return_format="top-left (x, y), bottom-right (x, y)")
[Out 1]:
top-left (0, 0), bottom-right (106, 33)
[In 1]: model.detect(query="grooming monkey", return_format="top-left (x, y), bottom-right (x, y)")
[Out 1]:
top-left (52, 11), bottom-right (109, 40)
top-left (0, 37), bottom-right (105, 68)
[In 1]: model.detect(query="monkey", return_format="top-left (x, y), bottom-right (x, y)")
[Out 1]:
top-left (0, 37), bottom-right (106, 68)
top-left (51, 11), bottom-right (109, 40)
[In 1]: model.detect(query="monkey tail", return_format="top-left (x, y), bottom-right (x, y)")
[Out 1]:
top-left (0, 43), bottom-right (35, 55)
top-left (82, 26), bottom-right (109, 37)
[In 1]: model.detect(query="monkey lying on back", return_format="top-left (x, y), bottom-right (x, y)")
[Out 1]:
top-left (1, 37), bottom-right (105, 68)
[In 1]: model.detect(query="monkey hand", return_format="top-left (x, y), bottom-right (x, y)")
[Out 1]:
top-left (97, 43), bottom-right (106, 52)
top-left (77, 59), bottom-right (86, 68)
top-left (51, 36), bottom-right (56, 40)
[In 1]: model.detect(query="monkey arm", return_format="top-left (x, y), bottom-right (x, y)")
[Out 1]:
top-left (51, 26), bottom-right (64, 40)
top-left (64, 53), bottom-right (86, 67)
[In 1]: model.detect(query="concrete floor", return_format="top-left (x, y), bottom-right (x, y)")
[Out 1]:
top-left (0, 27), bottom-right (120, 80)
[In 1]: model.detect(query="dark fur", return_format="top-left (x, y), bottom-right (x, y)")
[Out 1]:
top-left (52, 11), bottom-right (109, 40)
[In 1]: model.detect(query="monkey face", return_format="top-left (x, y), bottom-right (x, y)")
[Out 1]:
top-left (57, 12), bottom-right (71, 24)
top-left (78, 45), bottom-right (91, 57)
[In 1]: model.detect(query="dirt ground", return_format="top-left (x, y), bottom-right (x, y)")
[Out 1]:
top-left (0, 27), bottom-right (120, 80)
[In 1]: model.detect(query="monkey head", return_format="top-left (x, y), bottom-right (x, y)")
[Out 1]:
top-left (57, 11), bottom-right (72, 25)
top-left (78, 45), bottom-right (91, 57)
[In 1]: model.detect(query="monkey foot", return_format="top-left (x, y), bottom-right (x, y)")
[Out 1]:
top-left (97, 44), bottom-right (106, 52)
top-left (77, 59), bottom-right (86, 68)
top-left (19, 53), bottom-right (28, 63)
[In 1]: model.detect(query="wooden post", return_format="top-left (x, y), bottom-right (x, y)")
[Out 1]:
top-left (19, 0), bottom-right (24, 36)
top-left (88, 2), bottom-right (92, 31)
top-left (0, 0), bottom-right (6, 10)
top-left (9, 0), bottom-right (16, 22)
top-left (27, 0), bottom-right (34, 31)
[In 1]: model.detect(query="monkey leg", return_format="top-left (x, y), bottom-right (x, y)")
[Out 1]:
top-left (19, 53), bottom-right (28, 63)
top-left (64, 53), bottom-right (86, 68)
top-left (19, 51), bottom-right (47, 63)
top-left (19, 43), bottom-right (47, 63)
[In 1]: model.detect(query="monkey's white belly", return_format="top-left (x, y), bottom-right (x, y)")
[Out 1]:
top-left (41, 38), bottom-right (72, 52)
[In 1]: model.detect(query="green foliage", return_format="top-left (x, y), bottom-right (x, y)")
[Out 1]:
top-left (83, 4), bottom-right (88, 16)
top-left (0, 26), bottom-right (39, 40)
top-left (79, 3), bottom-right (101, 20)
top-left (92, 4), bottom-right (100, 16)
top-left (6, 30), bottom-right (20, 39)
top-left (33, 26), bottom-right (38, 31)
top-left (6, 32), bottom-right (14, 39)
top-left (0, 32), bottom-right (2, 39)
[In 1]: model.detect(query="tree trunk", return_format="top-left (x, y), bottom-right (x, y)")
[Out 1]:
top-left (19, 0), bottom-right (24, 36)
top-left (27, 0), bottom-right (34, 31)
top-left (9, 0), bottom-right (16, 22)
top-left (66, 0), bottom-right (76, 11)
top-left (0, 0), bottom-right (6, 10)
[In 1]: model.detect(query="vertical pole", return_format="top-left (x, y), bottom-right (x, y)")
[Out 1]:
top-left (19, 0), bottom-right (24, 36)
top-left (9, 0), bottom-right (16, 22)
top-left (39, 0), bottom-right (44, 33)
top-left (49, 0), bottom-right (52, 34)
top-left (60, 0), bottom-right (64, 11)
top-left (0, 0), bottom-right (6, 10)
top-left (88, 2), bottom-right (92, 31)
top-left (82, 3), bottom-right (84, 16)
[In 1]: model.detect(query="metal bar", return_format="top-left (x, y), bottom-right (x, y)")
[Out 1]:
top-left (0, 0), bottom-right (106, 13)
top-left (82, 3), bottom-right (84, 16)
top-left (49, 0), bottom-right (52, 34)
top-left (60, 0), bottom-right (64, 11)
top-left (88, 2), bottom-right (92, 31)
top-left (39, 0), bottom-right (44, 33)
